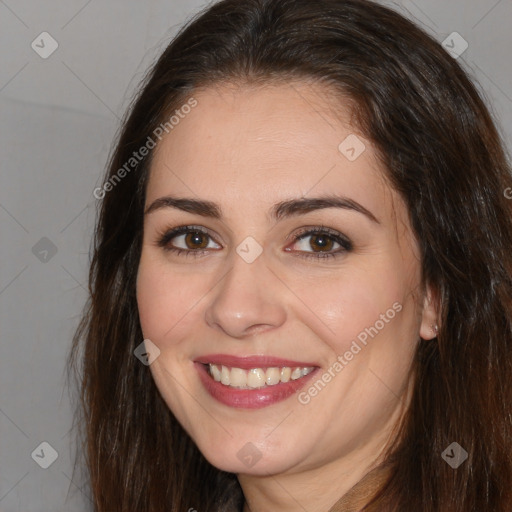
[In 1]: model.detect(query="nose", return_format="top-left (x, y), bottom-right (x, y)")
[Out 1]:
top-left (204, 248), bottom-right (287, 339)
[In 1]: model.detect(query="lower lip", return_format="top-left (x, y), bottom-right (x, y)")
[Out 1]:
top-left (195, 362), bottom-right (319, 409)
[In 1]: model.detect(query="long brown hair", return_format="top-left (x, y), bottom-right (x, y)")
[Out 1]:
top-left (67, 0), bottom-right (512, 510)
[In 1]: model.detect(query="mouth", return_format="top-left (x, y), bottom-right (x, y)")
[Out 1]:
top-left (194, 354), bottom-right (320, 409)
top-left (205, 363), bottom-right (316, 389)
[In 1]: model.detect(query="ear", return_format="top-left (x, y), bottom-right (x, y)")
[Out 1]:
top-left (419, 284), bottom-right (440, 340)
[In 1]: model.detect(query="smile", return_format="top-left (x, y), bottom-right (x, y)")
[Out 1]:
top-left (207, 364), bottom-right (316, 389)
top-left (194, 354), bottom-right (320, 409)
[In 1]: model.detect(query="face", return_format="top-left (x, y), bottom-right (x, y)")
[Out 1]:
top-left (136, 81), bottom-right (437, 477)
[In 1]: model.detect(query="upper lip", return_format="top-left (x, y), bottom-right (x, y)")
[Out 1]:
top-left (195, 354), bottom-right (319, 369)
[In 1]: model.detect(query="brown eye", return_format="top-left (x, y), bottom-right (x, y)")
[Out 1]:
top-left (308, 234), bottom-right (335, 252)
top-left (288, 227), bottom-right (353, 260)
top-left (184, 231), bottom-right (209, 249)
top-left (157, 225), bottom-right (221, 257)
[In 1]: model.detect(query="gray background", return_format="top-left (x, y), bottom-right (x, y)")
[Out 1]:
top-left (1, 0), bottom-right (511, 510)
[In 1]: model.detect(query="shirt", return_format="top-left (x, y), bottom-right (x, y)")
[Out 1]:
top-left (326, 464), bottom-right (392, 512)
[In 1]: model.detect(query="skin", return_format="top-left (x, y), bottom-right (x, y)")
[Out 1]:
top-left (136, 81), bottom-right (439, 512)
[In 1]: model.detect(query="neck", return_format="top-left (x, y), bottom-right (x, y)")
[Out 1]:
top-left (238, 441), bottom-right (388, 512)
top-left (236, 383), bottom-right (410, 512)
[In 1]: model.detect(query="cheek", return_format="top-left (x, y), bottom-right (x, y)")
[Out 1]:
top-left (295, 267), bottom-right (404, 355)
top-left (136, 256), bottom-right (205, 342)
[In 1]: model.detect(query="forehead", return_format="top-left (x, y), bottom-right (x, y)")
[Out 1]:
top-left (146, 81), bottom-right (397, 226)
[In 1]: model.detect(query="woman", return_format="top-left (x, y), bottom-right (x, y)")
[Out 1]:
top-left (68, 0), bottom-right (512, 510)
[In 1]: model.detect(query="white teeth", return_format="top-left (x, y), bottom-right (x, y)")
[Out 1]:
top-left (247, 368), bottom-right (266, 388)
top-left (230, 367), bottom-right (247, 387)
top-left (290, 368), bottom-right (302, 380)
top-left (265, 367), bottom-right (280, 385)
top-left (207, 364), bottom-right (315, 389)
top-left (220, 366), bottom-right (230, 385)
top-left (210, 364), bottom-right (221, 382)
top-left (280, 367), bottom-right (291, 382)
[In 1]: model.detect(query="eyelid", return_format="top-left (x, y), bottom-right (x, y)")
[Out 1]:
top-left (156, 224), bottom-right (352, 259)
top-left (155, 224), bottom-right (221, 249)
top-left (288, 225), bottom-right (351, 244)
top-left (286, 225), bottom-right (352, 258)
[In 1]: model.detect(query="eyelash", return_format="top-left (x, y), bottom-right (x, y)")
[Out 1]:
top-left (155, 224), bottom-right (353, 260)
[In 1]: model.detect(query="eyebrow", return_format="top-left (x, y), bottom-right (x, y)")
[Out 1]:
top-left (144, 194), bottom-right (380, 224)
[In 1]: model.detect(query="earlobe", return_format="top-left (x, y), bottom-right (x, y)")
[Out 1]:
top-left (419, 285), bottom-right (440, 340)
